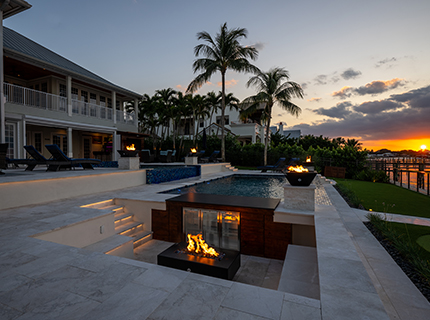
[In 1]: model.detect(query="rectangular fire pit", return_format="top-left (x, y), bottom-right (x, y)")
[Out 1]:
top-left (157, 242), bottom-right (240, 280)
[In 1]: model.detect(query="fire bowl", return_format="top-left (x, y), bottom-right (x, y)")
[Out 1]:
top-left (157, 242), bottom-right (240, 280)
top-left (285, 172), bottom-right (317, 186)
top-left (117, 150), bottom-right (139, 157)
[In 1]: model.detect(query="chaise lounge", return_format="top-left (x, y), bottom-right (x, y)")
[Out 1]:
top-left (45, 144), bottom-right (101, 171)
top-left (200, 150), bottom-right (222, 163)
top-left (257, 157), bottom-right (286, 172)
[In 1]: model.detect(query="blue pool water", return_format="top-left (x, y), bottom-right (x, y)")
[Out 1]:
top-left (162, 175), bottom-right (286, 199)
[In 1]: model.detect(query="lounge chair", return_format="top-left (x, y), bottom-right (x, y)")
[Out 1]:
top-left (0, 143), bottom-right (7, 174)
top-left (6, 145), bottom-right (51, 171)
top-left (159, 150), bottom-right (173, 163)
top-left (141, 149), bottom-right (155, 163)
top-left (45, 144), bottom-right (100, 171)
top-left (171, 150), bottom-right (176, 162)
top-left (200, 150), bottom-right (221, 163)
top-left (257, 157), bottom-right (286, 172)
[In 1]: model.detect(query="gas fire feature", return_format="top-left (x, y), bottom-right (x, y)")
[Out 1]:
top-left (157, 241), bottom-right (240, 280)
top-left (117, 145), bottom-right (140, 170)
top-left (285, 165), bottom-right (317, 187)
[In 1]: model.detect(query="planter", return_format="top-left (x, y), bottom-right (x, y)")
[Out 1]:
top-left (285, 172), bottom-right (317, 186)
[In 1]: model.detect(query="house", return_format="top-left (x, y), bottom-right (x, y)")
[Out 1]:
top-left (1, 1), bottom-right (141, 161)
top-left (270, 122), bottom-right (301, 139)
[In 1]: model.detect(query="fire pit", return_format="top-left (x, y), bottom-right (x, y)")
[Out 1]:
top-left (185, 148), bottom-right (198, 165)
top-left (117, 144), bottom-right (139, 157)
top-left (285, 165), bottom-right (317, 186)
top-left (157, 233), bottom-right (240, 280)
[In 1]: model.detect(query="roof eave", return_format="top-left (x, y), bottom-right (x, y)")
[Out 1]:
top-left (2, 0), bottom-right (32, 19)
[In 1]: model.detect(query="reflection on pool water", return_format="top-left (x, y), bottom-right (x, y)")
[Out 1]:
top-left (162, 175), bottom-right (286, 199)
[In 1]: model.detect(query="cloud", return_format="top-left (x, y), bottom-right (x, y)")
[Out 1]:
top-left (301, 82), bottom-right (309, 90)
top-left (332, 86), bottom-right (353, 99)
top-left (353, 100), bottom-right (403, 114)
top-left (307, 97), bottom-right (322, 102)
top-left (313, 101), bottom-right (353, 119)
top-left (250, 42), bottom-right (264, 50)
top-left (341, 68), bottom-right (362, 80)
top-left (218, 79), bottom-right (238, 88)
top-left (375, 57), bottom-right (397, 68)
top-left (355, 78), bottom-right (405, 95)
top-left (290, 85), bottom-right (430, 141)
top-left (389, 85), bottom-right (430, 109)
top-left (176, 84), bottom-right (184, 91)
top-left (314, 75), bottom-right (328, 85)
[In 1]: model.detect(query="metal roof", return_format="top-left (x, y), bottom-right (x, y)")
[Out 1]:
top-left (3, 26), bottom-right (141, 99)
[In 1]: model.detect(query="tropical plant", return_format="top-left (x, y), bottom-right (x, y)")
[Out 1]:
top-left (187, 22), bottom-right (259, 161)
top-left (155, 88), bottom-right (177, 140)
top-left (241, 67), bottom-right (304, 166)
top-left (205, 91), bottom-right (221, 126)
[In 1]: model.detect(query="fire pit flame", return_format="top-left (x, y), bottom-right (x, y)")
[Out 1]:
top-left (288, 165), bottom-right (309, 173)
top-left (306, 156), bottom-right (311, 163)
top-left (187, 234), bottom-right (219, 258)
top-left (126, 144), bottom-right (136, 151)
top-left (190, 148), bottom-right (197, 154)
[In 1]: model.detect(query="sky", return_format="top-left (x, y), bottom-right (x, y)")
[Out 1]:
top-left (4, 0), bottom-right (430, 151)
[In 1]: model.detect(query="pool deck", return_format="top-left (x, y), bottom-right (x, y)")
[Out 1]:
top-left (0, 167), bottom-right (429, 319)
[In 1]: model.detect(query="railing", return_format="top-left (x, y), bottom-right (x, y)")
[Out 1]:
top-left (4, 83), bottom-right (135, 125)
top-left (4, 83), bottom-right (67, 113)
top-left (116, 109), bottom-right (135, 125)
top-left (72, 99), bottom-right (113, 121)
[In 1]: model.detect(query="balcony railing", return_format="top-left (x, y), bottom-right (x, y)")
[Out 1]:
top-left (4, 83), bottom-right (135, 125)
top-left (4, 82), bottom-right (67, 113)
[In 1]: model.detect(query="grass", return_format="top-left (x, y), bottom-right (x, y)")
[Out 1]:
top-left (334, 178), bottom-right (430, 218)
top-left (367, 213), bottom-right (430, 283)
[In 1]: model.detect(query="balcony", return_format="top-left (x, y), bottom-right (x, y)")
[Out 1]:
top-left (4, 83), bottom-right (135, 125)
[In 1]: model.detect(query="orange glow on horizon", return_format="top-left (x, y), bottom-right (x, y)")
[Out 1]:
top-left (361, 138), bottom-right (430, 152)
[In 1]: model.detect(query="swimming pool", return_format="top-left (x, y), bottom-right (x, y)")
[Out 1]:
top-left (162, 174), bottom-right (286, 199)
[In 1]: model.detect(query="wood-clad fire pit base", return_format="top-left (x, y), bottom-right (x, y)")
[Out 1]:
top-left (157, 242), bottom-right (240, 280)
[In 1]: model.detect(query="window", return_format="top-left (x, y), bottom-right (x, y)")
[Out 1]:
top-left (107, 98), bottom-right (112, 108)
top-left (71, 87), bottom-right (78, 96)
top-left (199, 119), bottom-right (205, 128)
top-left (5, 123), bottom-right (15, 158)
top-left (216, 115), bottom-right (229, 125)
top-left (116, 100), bottom-right (120, 110)
top-left (41, 82), bottom-right (47, 93)
top-left (90, 93), bottom-right (97, 103)
top-left (59, 84), bottom-right (67, 97)
top-left (53, 134), bottom-right (67, 154)
top-left (33, 132), bottom-right (42, 152)
top-left (81, 90), bottom-right (88, 102)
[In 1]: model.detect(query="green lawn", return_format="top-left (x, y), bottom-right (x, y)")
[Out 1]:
top-left (386, 222), bottom-right (430, 259)
top-left (334, 179), bottom-right (430, 219)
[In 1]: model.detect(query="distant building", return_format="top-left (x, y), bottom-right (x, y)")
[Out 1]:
top-left (269, 122), bottom-right (301, 139)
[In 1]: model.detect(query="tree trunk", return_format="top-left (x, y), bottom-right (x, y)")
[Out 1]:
top-left (221, 72), bottom-right (226, 161)
top-left (264, 105), bottom-right (272, 166)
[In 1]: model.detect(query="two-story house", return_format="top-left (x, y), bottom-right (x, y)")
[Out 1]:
top-left (1, 1), bottom-right (141, 162)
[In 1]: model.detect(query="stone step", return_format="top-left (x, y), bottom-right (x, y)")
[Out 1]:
top-left (114, 212), bottom-right (134, 228)
top-left (277, 245), bottom-right (320, 300)
top-left (116, 221), bottom-right (144, 237)
top-left (100, 205), bottom-right (124, 213)
top-left (132, 230), bottom-right (153, 248)
top-left (83, 234), bottom-right (133, 254)
top-left (80, 199), bottom-right (114, 209)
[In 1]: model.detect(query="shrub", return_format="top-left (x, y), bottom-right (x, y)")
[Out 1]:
top-left (354, 168), bottom-right (389, 183)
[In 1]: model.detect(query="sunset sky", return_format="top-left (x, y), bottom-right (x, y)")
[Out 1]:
top-left (5, 0), bottom-right (430, 151)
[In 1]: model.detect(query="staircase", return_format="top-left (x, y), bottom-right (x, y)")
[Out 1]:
top-left (224, 164), bottom-right (238, 172)
top-left (82, 199), bottom-right (152, 255)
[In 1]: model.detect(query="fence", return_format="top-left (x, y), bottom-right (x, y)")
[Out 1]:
top-left (367, 157), bottom-right (430, 196)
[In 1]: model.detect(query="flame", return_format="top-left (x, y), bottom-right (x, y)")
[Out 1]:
top-left (190, 148), bottom-right (197, 153)
top-left (186, 233), bottom-right (219, 257)
top-left (306, 156), bottom-right (311, 162)
top-left (125, 144), bottom-right (135, 151)
top-left (288, 165), bottom-right (309, 173)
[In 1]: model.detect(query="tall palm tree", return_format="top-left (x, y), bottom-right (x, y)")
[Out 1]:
top-left (155, 88), bottom-right (177, 140)
top-left (187, 22), bottom-right (259, 161)
top-left (241, 67), bottom-right (304, 166)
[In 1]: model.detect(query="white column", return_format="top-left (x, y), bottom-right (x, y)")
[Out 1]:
top-left (0, 10), bottom-right (5, 143)
top-left (112, 91), bottom-right (116, 124)
top-left (134, 99), bottom-right (139, 128)
top-left (20, 116), bottom-right (26, 158)
top-left (67, 127), bottom-right (73, 157)
top-left (67, 76), bottom-right (72, 117)
top-left (112, 131), bottom-right (118, 161)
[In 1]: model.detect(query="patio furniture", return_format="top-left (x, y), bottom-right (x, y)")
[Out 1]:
top-left (200, 150), bottom-right (222, 163)
top-left (159, 150), bottom-right (173, 163)
top-left (171, 150), bottom-right (176, 162)
top-left (45, 144), bottom-right (101, 171)
top-left (6, 145), bottom-right (51, 171)
top-left (0, 143), bottom-right (7, 174)
top-left (141, 149), bottom-right (155, 163)
top-left (257, 157), bottom-right (286, 172)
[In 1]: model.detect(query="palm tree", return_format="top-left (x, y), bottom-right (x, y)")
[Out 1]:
top-left (241, 67), bottom-right (304, 166)
top-left (206, 91), bottom-right (221, 126)
top-left (155, 88), bottom-right (177, 140)
top-left (345, 138), bottom-right (362, 150)
top-left (187, 22), bottom-right (259, 161)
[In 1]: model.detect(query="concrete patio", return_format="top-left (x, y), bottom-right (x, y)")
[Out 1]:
top-left (0, 166), bottom-right (429, 319)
